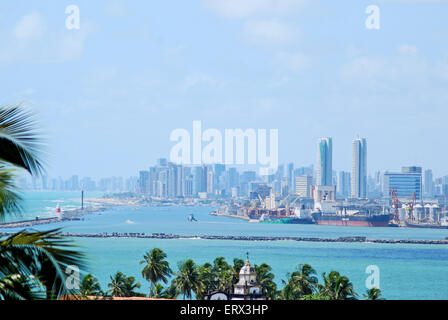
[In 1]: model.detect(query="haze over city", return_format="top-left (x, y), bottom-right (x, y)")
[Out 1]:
top-left (1, 0), bottom-right (448, 179)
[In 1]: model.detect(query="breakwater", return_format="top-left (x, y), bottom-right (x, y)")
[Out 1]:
top-left (0, 206), bottom-right (106, 229)
top-left (1, 231), bottom-right (446, 245)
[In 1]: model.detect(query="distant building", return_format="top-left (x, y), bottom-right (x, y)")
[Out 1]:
top-left (383, 167), bottom-right (422, 200)
top-left (287, 163), bottom-right (294, 193)
top-left (424, 169), bottom-right (434, 198)
top-left (312, 185), bottom-right (336, 202)
top-left (138, 171), bottom-right (150, 194)
top-left (316, 137), bottom-right (332, 186)
top-left (295, 175), bottom-right (312, 197)
top-left (351, 137), bottom-right (367, 199)
top-left (338, 171), bottom-right (351, 198)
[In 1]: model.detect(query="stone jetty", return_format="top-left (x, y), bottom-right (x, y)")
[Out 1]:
top-left (1, 230), bottom-right (446, 245)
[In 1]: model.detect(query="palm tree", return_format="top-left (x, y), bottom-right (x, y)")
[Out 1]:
top-left (173, 259), bottom-right (201, 299)
top-left (255, 263), bottom-right (277, 299)
top-left (319, 271), bottom-right (357, 300)
top-left (79, 274), bottom-right (103, 297)
top-left (140, 248), bottom-right (172, 296)
top-left (363, 287), bottom-right (385, 300)
top-left (0, 105), bottom-right (85, 300)
top-left (160, 283), bottom-right (179, 299)
top-left (107, 271), bottom-right (144, 297)
top-left (281, 264), bottom-right (318, 300)
top-left (149, 283), bottom-right (165, 298)
top-left (196, 264), bottom-right (215, 299)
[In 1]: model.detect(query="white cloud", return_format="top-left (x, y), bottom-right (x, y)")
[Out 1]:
top-left (243, 20), bottom-right (298, 46)
top-left (276, 52), bottom-right (310, 72)
top-left (105, 0), bottom-right (131, 17)
top-left (13, 12), bottom-right (46, 40)
top-left (183, 72), bottom-right (218, 90)
top-left (58, 31), bottom-right (88, 62)
top-left (203, 0), bottom-right (305, 19)
top-left (398, 44), bottom-right (418, 55)
top-left (342, 57), bottom-right (386, 79)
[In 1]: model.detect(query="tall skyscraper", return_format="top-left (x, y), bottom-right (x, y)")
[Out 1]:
top-left (424, 169), bottom-right (434, 198)
top-left (351, 137), bottom-right (367, 199)
top-left (287, 163), bottom-right (294, 193)
top-left (338, 171), bottom-right (351, 198)
top-left (316, 137), bottom-right (332, 186)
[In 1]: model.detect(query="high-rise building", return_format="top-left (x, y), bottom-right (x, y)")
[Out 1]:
top-left (383, 167), bottom-right (422, 200)
top-left (295, 175), bottom-right (312, 197)
top-left (424, 169), bottom-right (434, 198)
top-left (207, 170), bottom-right (214, 194)
top-left (287, 163), bottom-right (294, 193)
top-left (138, 171), bottom-right (150, 194)
top-left (193, 166), bottom-right (203, 195)
top-left (351, 137), bottom-right (367, 199)
top-left (338, 171), bottom-right (351, 198)
top-left (316, 137), bottom-right (332, 186)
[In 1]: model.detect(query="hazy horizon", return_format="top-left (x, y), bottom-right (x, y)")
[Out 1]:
top-left (2, 0), bottom-right (448, 179)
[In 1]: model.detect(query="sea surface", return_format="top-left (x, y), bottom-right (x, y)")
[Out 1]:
top-left (1, 191), bottom-right (448, 300)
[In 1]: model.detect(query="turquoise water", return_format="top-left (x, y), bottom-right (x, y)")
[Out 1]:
top-left (75, 237), bottom-right (448, 300)
top-left (1, 192), bottom-right (448, 300)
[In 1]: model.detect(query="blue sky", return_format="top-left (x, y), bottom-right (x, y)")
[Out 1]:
top-left (1, 0), bottom-right (448, 179)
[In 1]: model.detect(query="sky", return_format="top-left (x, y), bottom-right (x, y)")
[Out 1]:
top-left (1, 0), bottom-right (448, 179)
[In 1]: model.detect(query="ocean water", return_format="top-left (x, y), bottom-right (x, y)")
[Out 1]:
top-left (1, 192), bottom-right (448, 300)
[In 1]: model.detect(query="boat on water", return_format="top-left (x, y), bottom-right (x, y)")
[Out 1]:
top-left (259, 214), bottom-right (313, 224)
top-left (312, 211), bottom-right (392, 227)
top-left (404, 220), bottom-right (448, 229)
top-left (56, 203), bottom-right (61, 213)
top-left (187, 214), bottom-right (197, 222)
top-left (260, 217), bottom-right (314, 224)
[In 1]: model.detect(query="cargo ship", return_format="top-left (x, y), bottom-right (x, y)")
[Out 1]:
top-left (312, 211), bottom-right (391, 227)
top-left (312, 203), bottom-right (392, 227)
top-left (404, 220), bottom-right (448, 229)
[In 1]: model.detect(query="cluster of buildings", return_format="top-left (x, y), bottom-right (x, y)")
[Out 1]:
top-left (137, 136), bottom-right (448, 207)
top-left (21, 136), bottom-right (448, 207)
top-left (19, 175), bottom-right (138, 194)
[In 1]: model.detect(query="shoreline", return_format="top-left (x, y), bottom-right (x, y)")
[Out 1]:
top-left (1, 231), bottom-right (446, 245)
top-left (0, 206), bottom-right (107, 229)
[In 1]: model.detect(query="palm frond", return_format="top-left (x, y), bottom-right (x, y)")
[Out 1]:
top-left (0, 105), bottom-right (45, 176)
top-left (0, 228), bottom-right (86, 299)
top-left (0, 168), bottom-right (23, 220)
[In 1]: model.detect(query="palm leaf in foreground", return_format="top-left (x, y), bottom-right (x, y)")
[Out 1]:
top-left (0, 105), bottom-right (44, 176)
top-left (0, 168), bottom-right (22, 220)
top-left (0, 228), bottom-right (86, 300)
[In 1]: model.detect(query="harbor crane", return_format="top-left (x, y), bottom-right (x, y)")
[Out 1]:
top-left (285, 195), bottom-right (300, 216)
top-left (390, 189), bottom-right (401, 223)
top-left (406, 192), bottom-right (416, 221)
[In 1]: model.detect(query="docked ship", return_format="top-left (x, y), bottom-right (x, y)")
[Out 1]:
top-left (259, 213), bottom-right (314, 224)
top-left (312, 204), bottom-right (392, 227)
top-left (404, 219), bottom-right (448, 229)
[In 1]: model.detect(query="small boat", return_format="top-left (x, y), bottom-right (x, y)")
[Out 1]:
top-left (188, 214), bottom-right (197, 222)
top-left (56, 203), bottom-right (61, 213)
